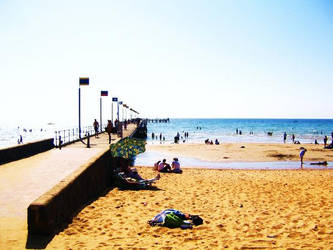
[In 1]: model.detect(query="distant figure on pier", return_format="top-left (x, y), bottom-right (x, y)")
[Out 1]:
top-left (93, 119), bottom-right (99, 138)
top-left (17, 135), bottom-right (23, 144)
top-left (105, 120), bottom-right (113, 144)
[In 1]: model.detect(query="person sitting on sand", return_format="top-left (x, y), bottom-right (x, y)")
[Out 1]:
top-left (215, 139), bottom-right (220, 145)
top-left (158, 159), bottom-right (171, 173)
top-left (171, 158), bottom-right (182, 173)
top-left (153, 160), bottom-right (161, 171)
top-left (299, 147), bottom-right (307, 165)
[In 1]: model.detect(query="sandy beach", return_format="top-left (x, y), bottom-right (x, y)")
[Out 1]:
top-left (47, 143), bottom-right (333, 249)
top-left (147, 143), bottom-right (333, 163)
top-left (47, 166), bottom-right (333, 249)
top-left (1, 141), bottom-right (332, 249)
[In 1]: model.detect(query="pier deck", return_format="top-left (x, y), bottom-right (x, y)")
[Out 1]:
top-left (0, 124), bottom-right (137, 249)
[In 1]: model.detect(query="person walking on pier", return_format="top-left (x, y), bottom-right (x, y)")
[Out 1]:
top-left (105, 120), bottom-right (113, 144)
top-left (93, 119), bottom-right (99, 138)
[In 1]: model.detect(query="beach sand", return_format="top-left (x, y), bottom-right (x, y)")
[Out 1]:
top-left (47, 167), bottom-right (333, 249)
top-left (147, 143), bottom-right (333, 162)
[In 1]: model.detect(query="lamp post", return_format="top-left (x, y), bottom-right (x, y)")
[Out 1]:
top-left (100, 90), bottom-right (108, 131)
top-left (79, 77), bottom-right (89, 139)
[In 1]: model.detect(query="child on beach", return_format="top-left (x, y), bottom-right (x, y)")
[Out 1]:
top-left (299, 147), bottom-right (307, 165)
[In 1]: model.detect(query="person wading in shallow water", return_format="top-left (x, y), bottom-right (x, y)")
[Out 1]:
top-left (299, 147), bottom-right (307, 165)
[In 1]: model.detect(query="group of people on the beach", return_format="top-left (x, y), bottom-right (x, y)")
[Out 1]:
top-left (154, 158), bottom-right (183, 173)
top-left (151, 132), bottom-right (165, 141)
top-left (204, 138), bottom-right (220, 145)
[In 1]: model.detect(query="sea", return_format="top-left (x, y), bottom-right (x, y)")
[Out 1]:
top-left (147, 118), bottom-right (333, 144)
top-left (1, 118), bottom-right (332, 149)
top-left (135, 118), bottom-right (333, 169)
top-left (1, 118), bottom-right (332, 169)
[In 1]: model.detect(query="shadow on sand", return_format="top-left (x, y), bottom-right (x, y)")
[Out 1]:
top-left (25, 185), bottom-right (115, 249)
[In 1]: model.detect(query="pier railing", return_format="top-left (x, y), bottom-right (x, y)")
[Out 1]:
top-left (54, 126), bottom-right (96, 147)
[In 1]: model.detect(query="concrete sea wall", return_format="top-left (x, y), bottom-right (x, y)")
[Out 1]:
top-left (0, 138), bottom-right (54, 165)
top-left (27, 148), bottom-right (121, 234)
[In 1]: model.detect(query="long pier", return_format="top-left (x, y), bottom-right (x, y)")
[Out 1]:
top-left (0, 122), bottom-right (144, 249)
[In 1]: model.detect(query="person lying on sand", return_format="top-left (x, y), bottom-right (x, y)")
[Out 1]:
top-left (125, 167), bottom-right (160, 182)
top-left (119, 160), bottom-right (160, 182)
top-left (310, 161), bottom-right (328, 166)
top-left (148, 209), bottom-right (203, 229)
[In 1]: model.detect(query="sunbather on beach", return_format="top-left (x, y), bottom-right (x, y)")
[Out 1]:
top-left (125, 167), bottom-right (160, 182)
top-left (158, 159), bottom-right (171, 172)
top-left (119, 159), bottom-right (160, 182)
top-left (148, 209), bottom-right (203, 229)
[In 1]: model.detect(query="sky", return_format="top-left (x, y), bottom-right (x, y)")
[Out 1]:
top-left (0, 0), bottom-right (332, 127)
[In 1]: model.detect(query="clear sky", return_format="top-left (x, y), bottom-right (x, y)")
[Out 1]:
top-left (1, 0), bottom-right (332, 127)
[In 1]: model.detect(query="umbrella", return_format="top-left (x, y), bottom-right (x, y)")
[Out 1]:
top-left (110, 137), bottom-right (146, 159)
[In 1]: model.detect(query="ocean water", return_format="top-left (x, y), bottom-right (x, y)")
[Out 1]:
top-left (0, 124), bottom-right (94, 149)
top-left (1, 118), bottom-right (332, 149)
top-left (147, 119), bottom-right (333, 144)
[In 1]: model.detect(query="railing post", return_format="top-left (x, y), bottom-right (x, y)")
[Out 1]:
top-left (59, 135), bottom-right (62, 150)
top-left (87, 132), bottom-right (90, 148)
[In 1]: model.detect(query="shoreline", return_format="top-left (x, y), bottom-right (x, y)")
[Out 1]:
top-left (145, 142), bottom-right (333, 163)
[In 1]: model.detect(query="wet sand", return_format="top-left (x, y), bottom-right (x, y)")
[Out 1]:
top-left (147, 143), bottom-right (333, 162)
top-left (47, 167), bottom-right (333, 249)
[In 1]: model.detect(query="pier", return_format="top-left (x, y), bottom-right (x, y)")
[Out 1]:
top-left (145, 118), bottom-right (170, 123)
top-left (0, 122), bottom-right (145, 249)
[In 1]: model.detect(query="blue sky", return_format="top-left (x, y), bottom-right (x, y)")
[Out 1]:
top-left (0, 0), bottom-right (332, 127)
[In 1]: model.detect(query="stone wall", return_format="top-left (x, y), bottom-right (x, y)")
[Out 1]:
top-left (27, 148), bottom-right (119, 235)
top-left (0, 138), bottom-right (54, 165)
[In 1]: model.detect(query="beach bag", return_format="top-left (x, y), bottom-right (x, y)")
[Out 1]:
top-left (163, 212), bottom-right (184, 228)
